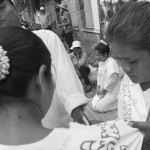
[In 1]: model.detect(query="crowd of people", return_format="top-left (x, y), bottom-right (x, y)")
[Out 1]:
top-left (20, 6), bottom-right (52, 31)
top-left (0, 0), bottom-right (150, 150)
top-left (20, 2), bottom-right (74, 54)
top-left (99, 0), bottom-right (140, 38)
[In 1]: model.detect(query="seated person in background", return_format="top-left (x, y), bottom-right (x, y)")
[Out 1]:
top-left (92, 40), bottom-right (121, 112)
top-left (70, 41), bottom-right (92, 92)
top-left (0, 26), bottom-right (145, 150)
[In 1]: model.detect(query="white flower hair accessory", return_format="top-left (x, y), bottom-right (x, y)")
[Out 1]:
top-left (100, 40), bottom-right (108, 46)
top-left (0, 46), bottom-right (10, 81)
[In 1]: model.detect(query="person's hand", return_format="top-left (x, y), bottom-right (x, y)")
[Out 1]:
top-left (97, 90), bottom-right (101, 96)
top-left (74, 64), bottom-right (78, 70)
top-left (57, 24), bottom-right (62, 28)
top-left (99, 89), bottom-right (107, 99)
top-left (96, 86), bottom-right (101, 96)
top-left (89, 119), bottom-right (103, 125)
top-left (128, 121), bottom-right (150, 147)
top-left (71, 105), bottom-right (86, 125)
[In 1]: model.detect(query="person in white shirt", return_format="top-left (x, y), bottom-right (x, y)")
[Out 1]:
top-left (92, 40), bottom-right (121, 112)
top-left (0, 0), bottom-right (89, 128)
top-left (70, 41), bottom-right (92, 92)
top-left (39, 7), bottom-right (51, 30)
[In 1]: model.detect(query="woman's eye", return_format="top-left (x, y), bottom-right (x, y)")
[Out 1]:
top-left (129, 60), bottom-right (136, 64)
top-left (0, 5), bottom-right (5, 9)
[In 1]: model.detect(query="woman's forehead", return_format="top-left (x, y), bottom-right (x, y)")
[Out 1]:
top-left (111, 42), bottom-right (150, 60)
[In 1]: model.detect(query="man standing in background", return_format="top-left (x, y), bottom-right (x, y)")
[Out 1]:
top-left (39, 6), bottom-right (52, 30)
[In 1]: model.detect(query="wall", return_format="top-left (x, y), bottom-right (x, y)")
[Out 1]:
top-left (71, 0), bottom-right (101, 56)
top-left (91, 0), bottom-right (100, 32)
top-left (60, 0), bottom-right (101, 59)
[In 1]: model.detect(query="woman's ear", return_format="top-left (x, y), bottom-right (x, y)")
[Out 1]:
top-left (36, 65), bottom-right (46, 92)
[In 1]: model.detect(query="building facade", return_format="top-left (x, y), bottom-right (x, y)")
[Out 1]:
top-left (62, 0), bottom-right (101, 55)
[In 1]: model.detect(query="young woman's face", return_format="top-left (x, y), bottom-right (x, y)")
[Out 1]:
top-left (95, 50), bottom-right (107, 62)
top-left (0, 0), bottom-right (20, 27)
top-left (111, 42), bottom-right (150, 84)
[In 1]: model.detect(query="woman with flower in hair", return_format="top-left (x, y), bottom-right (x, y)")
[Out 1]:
top-left (92, 40), bottom-right (121, 113)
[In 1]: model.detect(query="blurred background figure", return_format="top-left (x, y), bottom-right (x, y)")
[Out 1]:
top-left (39, 6), bottom-right (52, 30)
top-left (70, 41), bottom-right (92, 92)
top-left (57, 3), bottom-right (73, 53)
top-left (92, 40), bottom-right (121, 112)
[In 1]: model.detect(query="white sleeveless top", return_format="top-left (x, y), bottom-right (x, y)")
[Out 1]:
top-left (0, 128), bottom-right (69, 150)
top-left (0, 121), bottom-right (144, 150)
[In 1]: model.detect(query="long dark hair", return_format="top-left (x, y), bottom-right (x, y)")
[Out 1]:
top-left (106, 2), bottom-right (150, 51)
top-left (0, 27), bottom-right (51, 100)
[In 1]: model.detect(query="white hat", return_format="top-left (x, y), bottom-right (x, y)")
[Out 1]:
top-left (40, 7), bottom-right (45, 10)
top-left (57, 3), bottom-right (68, 10)
top-left (100, 40), bottom-right (108, 46)
top-left (10, 0), bottom-right (15, 5)
top-left (70, 41), bottom-right (81, 50)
